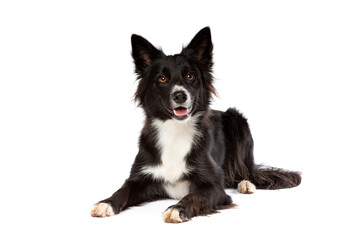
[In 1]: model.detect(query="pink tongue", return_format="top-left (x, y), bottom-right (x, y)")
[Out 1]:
top-left (174, 107), bottom-right (188, 116)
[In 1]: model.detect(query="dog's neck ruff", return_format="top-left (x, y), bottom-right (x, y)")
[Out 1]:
top-left (141, 114), bottom-right (202, 184)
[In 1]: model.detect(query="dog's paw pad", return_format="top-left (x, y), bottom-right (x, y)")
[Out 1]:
top-left (238, 180), bottom-right (256, 194)
top-left (163, 207), bottom-right (188, 223)
top-left (90, 202), bottom-right (114, 217)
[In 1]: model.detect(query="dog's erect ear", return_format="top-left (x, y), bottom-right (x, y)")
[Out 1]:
top-left (182, 27), bottom-right (213, 67)
top-left (182, 27), bottom-right (217, 98)
top-left (131, 34), bottom-right (163, 74)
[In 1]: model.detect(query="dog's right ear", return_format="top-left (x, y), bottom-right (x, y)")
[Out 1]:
top-left (131, 34), bottom-right (163, 74)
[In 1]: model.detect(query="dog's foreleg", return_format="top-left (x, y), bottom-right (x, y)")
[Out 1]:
top-left (163, 185), bottom-right (231, 223)
top-left (91, 179), bottom-right (163, 217)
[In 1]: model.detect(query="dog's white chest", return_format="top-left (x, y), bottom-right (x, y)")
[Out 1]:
top-left (163, 181), bottom-right (191, 200)
top-left (141, 117), bottom-right (200, 187)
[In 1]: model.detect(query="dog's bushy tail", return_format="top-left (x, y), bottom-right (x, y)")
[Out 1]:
top-left (251, 165), bottom-right (301, 190)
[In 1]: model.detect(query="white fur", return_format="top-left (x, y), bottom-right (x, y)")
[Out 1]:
top-left (90, 202), bottom-right (114, 217)
top-left (163, 208), bottom-right (185, 223)
top-left (141, 114), bottom-right (201, 197)
top-left (171, 85), bottom-right (192, 108)
top-left (163, 181), bottom-right (191, 200)
top-left (238, 180), bottom-right (256, 194)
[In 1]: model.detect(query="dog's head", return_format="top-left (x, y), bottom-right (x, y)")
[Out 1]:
top-left (131, 27), bottom-right (216, 122)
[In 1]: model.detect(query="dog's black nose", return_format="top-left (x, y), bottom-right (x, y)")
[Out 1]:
top-left (172, 91), bottom-right (187, 104)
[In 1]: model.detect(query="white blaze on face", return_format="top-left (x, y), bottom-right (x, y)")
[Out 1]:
top-left (171, 85), bottom-right (192, 118)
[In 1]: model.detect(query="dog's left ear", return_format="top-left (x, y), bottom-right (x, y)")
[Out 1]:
top-left (131, 34), bottom-right (163, 74)
top-left (182, 27), bottom-right (213, 68)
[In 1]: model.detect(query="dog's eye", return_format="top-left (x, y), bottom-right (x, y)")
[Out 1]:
top-left (186, 73), bottom-right (195, 81)
top-left (158, 76), bottom-right (167, 83)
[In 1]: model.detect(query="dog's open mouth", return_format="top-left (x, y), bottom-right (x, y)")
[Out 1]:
top-left (173, 107), bottom-right (189, 117)
top-left (161, 100), bottom-right (193, 120)
top-left (172, 106), bottom-right (193, 120)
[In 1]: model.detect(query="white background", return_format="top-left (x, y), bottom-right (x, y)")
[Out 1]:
top-left (1, 0), bottom-right (359, 239)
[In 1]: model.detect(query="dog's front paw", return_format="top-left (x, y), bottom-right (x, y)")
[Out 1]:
top-left (238, 180), bottom-right (256, 194)
top-left (90, 202), bottom-right (115, 217)
top-left (163, 206), bottom-right (189, 223)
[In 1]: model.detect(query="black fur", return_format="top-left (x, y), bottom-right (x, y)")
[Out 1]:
top-left (91, 27), bottom-right (301, 222)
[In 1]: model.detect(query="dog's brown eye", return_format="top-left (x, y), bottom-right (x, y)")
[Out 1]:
top-left (186, 73), bottom-right (195, 81)
top-left (159, 76), bottom-right (167, 83)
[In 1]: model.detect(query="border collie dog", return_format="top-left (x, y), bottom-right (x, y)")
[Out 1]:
top-left (91, 27), bottom-right (301, 223)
